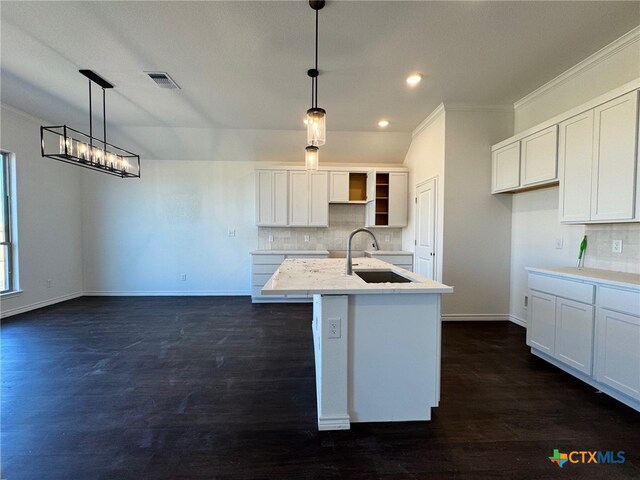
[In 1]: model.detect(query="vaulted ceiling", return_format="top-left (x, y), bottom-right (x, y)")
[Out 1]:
top-left (1, 1), bottom-right (638, 162)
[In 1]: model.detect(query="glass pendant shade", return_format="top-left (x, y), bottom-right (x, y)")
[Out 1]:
top-left (305, 145), bottom-right (319, 171)
top-left (306, 108), bottom-right (326, 147)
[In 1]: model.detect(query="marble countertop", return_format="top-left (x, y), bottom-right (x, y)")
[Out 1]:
top-left (251, 250), bottom-right (330, 255)
top-left (526, 266), bottom-right (640, 289)
top-left (262, 258), bottom-right (453, 295)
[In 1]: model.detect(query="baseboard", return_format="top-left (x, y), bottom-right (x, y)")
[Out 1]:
top-left (318, 414), bottom-right (351, 431)
top-left (0, 291), bottom-right (83, 318)
top-left (83, 290), bottom-right (251, 297)
top-left (440, 314), bottom-right (510, 322)
top-left (509, 315), bottom-right (527, 327)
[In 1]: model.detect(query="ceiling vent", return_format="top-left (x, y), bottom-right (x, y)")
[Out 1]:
top-left (145, 72), bottom-right (180, 90)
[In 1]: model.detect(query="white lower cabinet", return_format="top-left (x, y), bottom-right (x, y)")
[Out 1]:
top-left (527, 270), bottom-right (639, 411)
top-left (364, 251), bottom-right (413, 272)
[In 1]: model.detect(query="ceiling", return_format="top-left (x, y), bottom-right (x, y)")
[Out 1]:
top-left (1, 1), bottom-right (639, 161)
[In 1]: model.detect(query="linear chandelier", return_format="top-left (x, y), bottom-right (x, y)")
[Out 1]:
top-left (41, 70), bottom-right (140, 178)
top-left (305, 0), bottom-right (326, 171)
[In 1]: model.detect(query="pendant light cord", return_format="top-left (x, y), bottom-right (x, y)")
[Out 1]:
top-left (314, 8), bottom-right (319, 108)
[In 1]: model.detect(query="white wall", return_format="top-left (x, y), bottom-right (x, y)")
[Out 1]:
top-left (509, 27), bottom-right (639, 324)
top-left (0, 105), bottom-right (83, 317)
top-left (81, 160), bottom-right (257, 295)
top-left (402, 108), bottom-right (446, 281)
top-left (442, 109), bottom-right (513, 317)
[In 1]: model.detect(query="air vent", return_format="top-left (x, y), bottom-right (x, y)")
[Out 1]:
top-left (145, 72), bottom-right (180, 90)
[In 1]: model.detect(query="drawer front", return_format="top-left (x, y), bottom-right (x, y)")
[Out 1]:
top-left (372, 254), bottom-right (413, 265)
top-left (599, 286), bottom-right (640, 316)
top-left (252, 273), bottom-right (275, 287)
top-left (252, 264), bottom-right (280, 275)
top-left (396, 264), bottom-right (413, 272)
top-left (252, 254), bottom-right (286, 265)
top-left (285, 253), bottom-right (329, 259)
top-left (529, 274), bottom-right (594, 304)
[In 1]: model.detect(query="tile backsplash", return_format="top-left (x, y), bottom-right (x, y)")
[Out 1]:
top-left (583, 223), bottom-right (640, 274)
top-left (257, 204), bottom-right (403, 252)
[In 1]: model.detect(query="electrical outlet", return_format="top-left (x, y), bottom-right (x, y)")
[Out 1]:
top-left (228, 229), bottom-right (236, 237)
top-left (612, 239), bottom-right (623, 254)
top-left (328, 318), bottom-right (341, 339)
top-left (46, 279), bottom-right (52, 288)
top-left (524, 295), bottom-right (528, 308)
top-left (555, 237), bottom-right (563, 249)
top-left (268, 235), bottom-right (273, 242)
top-left (304, 234), bottom-right (310, 242)
top-left (181, 274), bottom-right (187, 281)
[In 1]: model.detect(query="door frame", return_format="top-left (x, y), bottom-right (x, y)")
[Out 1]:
top-left (414, 175), bottom-right (439, 280)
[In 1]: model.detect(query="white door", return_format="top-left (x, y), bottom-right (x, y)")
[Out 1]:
top-left (554, 298), bottom-right (594, 375)
top-left (491, 142), bottom-right (520, 192)
top-left (520, 125), bottom-right (558, 187)
top-left (414, 178), bottom-right (436, 279)
top-left (289, 171), bottom-right (309, 226)
top-left (309, 171), bottom-right (328, 226)
top-left (526, 291), bottom-right (556, 355)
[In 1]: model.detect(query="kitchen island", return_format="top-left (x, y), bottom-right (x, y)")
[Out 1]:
top-left (262, 258), bottom-right (453, 430)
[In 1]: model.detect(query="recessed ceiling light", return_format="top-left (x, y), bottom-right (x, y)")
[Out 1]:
top-left (406, 73), bottom-right (423, 86)
top-left (378, 119), bottom-right (390, 128)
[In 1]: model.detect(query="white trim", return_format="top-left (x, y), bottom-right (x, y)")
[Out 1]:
top-left (509, 315), bottom-right (527, 327)
top-left (318, 414), bottom-right (351, 431)
top-left (84, 290), bottom-right (251, 297)
top-left (440, 314), bottom-right (510, 322)
top-left (0, 291), bottom-right (83, 318)
top-left (0, 289), bottom-right (23, 299)
top-left (514, 26), bottom-right (640, 110)
top-left (493, 78), bottom-right (640, 151)
top-left (412, 103), bottom-right (445, 138)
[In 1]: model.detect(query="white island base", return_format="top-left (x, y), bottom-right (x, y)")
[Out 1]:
top-left (313, 293), bottom-right (442, 430)
top-left (261, 257), bottom-right (452, 431)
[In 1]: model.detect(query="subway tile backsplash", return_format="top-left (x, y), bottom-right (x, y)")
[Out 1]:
top-left (257, 204), bottom-right (403, 252)
top-left (583, 223), bottom-right (640, 274)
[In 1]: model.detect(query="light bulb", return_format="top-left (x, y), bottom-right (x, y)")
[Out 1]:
top-left (406, 73), bottom-right (423, 86)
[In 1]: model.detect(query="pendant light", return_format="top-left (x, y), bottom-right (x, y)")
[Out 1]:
top-left (40, 70), bottom-right (140, 178)
top-left (305, 0), bottom-right (326, 169)
top-left (305, 145), bottom-right (319, 171)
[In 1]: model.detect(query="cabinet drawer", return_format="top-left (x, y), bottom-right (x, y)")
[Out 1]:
top-left (396, 264), bottom-right (413, 272)
top-left (371, 254), bottom-right (413, 265)
top-left (529, 274), bottom-right (594, 304)
top-left (286, 253), bottom-right (328, 259)
top-left (252, 273), bottom-right (275, 287)
top-left (252, 254), bottom-right (285, 265)
top-left (599, 287), bottom-right (640, 316)
top-left (252, 264), bottom-right (280, 275)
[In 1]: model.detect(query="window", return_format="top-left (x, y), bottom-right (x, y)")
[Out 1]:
top-left (0, 152), bottom-right (15, 293)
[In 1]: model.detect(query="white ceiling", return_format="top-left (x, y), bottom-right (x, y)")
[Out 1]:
top-left (1, 1), bottom-right (639, 161)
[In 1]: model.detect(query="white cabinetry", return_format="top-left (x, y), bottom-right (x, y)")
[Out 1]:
top-left (595, 287), bottom-right (640, 401)
top-left (365, 171), bottom-right (408, 227)
top-left (256, 170), bottom-right (288, 226)
top-left (329, 171), bottom-right (367, 203)
top-left (364, 251), bottom-right (413, 272)
top-left (492, 125), bottom-right (558, 193)
top-left (558, 91), bottom-right (639, 223)
top-left (289, 171), bottom-right (328, 227)
top-left (526, 269), bottom-right (640, 411)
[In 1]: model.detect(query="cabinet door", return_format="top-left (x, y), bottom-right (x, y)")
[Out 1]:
top-left (527, 290), bottom-right (556, 355)
top-left (272, 171), bottom-right (288, 226)
top-left (559, 111), bottom-right (594, 223)
top-left (329, 172), bottom-right (349, 203)
top-left (521, 125), bottom-right (558, 187)
top-left (555, 298), bottom-right (594, 375)
top-left (591, 91), bottom-right (639, 221)
top-left (366, 171), bottom-right (375, 202)
top-left (289, 171), bottom-right (310, 226)
top-left (595, 308), bottom-right (640, 401)
top-left (388, 172), bottom-right (408, 227)
top-left (256, 170), bottom-right (274, 226)
top-left (309, 171), bottom-right (329, 226)
top-left (492, 142), bottom-right (520, 193)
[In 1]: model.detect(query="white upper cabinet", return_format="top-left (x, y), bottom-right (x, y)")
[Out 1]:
top-left (289, 170), bottom-right (328, 227)
top-left (491, 142), bottom-right (520, 193)
top-left (560, 90), bottom-right (639, 224)
top-left (365, 171), bottom-right (408, 227)
top-left (591, 91), bottom-right (638, 221)
top-left (329, 172), bottom-right (349, 203)
top-left (256, 170), bottom-right (288, 226)
top-left (388, 172), bottom-right (408, 227)
top-left (559, 110), bottom-right (594, 223)
top-left (520, 125), bottom-right (558, 187)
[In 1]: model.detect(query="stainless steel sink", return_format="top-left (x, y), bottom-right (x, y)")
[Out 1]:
top-left (354, 270), bottom-right (413, 283)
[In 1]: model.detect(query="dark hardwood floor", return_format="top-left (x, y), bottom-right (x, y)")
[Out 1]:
top-left (2, 296), bottom-right (639, 479)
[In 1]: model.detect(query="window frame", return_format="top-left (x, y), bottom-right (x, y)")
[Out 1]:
top-left (0, 152), bottom-right (14, 294)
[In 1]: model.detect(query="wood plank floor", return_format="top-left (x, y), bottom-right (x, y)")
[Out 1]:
top-left (2, 296), bottom-right (639, 479)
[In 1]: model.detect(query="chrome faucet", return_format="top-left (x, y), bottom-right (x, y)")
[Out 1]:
top-left (346, 228), bottom-right (379, 275)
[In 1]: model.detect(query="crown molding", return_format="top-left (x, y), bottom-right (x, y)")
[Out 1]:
top-left (514, 25), bottom-right (640, 110)
top-left (443, 103), bottom-right (514, 113)
top-left (412, 103), bottom-right (445, 138)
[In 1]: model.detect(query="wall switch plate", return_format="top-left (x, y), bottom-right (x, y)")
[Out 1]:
top-left (612, 239), bottom-right (623, 254)
top-left (46, 279), bottom-right (52, 288)
top-left (385, 234), bottom-right (390, 242)
top-left (304, 234), bottom-right (310, 242)
top-left (268, 235), bottom-right (273, 242)
top-left (328, 318), bottom-right (341, 339)
top-left (228, 229), bottom-right (236, 237)
top-left (555, 237), bottom-right (563, 249)
top-left (181, 274), bottom-right (187, 281)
